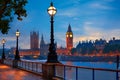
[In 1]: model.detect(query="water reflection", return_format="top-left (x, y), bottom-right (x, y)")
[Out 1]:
top-left (62, 61), bottom-right (116, 69)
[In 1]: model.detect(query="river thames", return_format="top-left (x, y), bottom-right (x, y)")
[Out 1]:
top-left (25, 59), bottom-right (117, 69)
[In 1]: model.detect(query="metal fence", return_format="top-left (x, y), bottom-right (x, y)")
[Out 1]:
top-left (4, 59), bottom-right (13, 66)
top-left (3, 59), bottom-right (120, 80)
top-left (55, 64), bottom-right (120, 80)
top-left (18, 61), bottom-right (43, 73)
top-left (3, 59), bottom-right (43, 74)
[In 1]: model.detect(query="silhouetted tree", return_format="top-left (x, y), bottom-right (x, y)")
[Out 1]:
top-left (0, 0), bottom-right (27, 34)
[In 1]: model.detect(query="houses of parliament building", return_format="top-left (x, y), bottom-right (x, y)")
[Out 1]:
top-left (11, 24), bottom-right (73, 57)
top-left (11, 23), bottom-right (120, 57)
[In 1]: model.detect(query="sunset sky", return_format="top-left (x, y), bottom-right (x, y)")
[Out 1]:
top-left (0, 0), bottom-right (120, 49)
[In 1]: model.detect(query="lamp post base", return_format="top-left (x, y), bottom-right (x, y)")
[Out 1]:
top-left (42, 62), bottom-right (62, 79)
top-left (0, 59), bottom-right (5, 64)
top-left (13, 60), bottom-right (19, 68)
top-left (2, 55), bottom-right (5, 60)
top-left (46, 52), bottom-right (59, 63)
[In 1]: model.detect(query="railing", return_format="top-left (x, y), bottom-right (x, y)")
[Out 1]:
top-left (18, 61), bottom-right (43, 74)
top-left (4, 59), bottom-right (13, 66)
top-left (3, 59), bottom-right (120, 80)
top-left (3, 59), bottom-right (43, 75)
top-left (55, 64), bottom-right (120, 80)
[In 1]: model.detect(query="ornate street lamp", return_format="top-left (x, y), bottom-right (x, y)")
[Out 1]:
top-left (2, 39), bottom-right (6, 59)
top-left (46, 2), bottom-right (59, 63)
top-left (14, 29), bottom-right (20, 60)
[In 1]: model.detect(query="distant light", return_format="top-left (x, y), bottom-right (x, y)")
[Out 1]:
top-left (20, 56), bottom-right (23, 58)
top-left (16, 29), bottom-right (20, 37)
top-left (2, 39), bottom-right (6, 44)
top-left (33, 55), bottom-right (38, 58)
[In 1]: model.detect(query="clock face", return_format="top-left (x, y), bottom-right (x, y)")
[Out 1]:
top-left (67, 35), bottom-right (68, 37)
top-left (70, 34), bottom-right (73, 37)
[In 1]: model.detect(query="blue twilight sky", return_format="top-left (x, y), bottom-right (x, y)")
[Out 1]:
top-left (0, 0), bottom-right (120, 49)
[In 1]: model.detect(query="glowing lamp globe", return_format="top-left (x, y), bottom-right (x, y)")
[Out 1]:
top-left (2, 39), bottom-right (6, 44)
top-left (47, 2), bottom-right (57, 16)
top-left (16, 29), bottom-right (20, 37)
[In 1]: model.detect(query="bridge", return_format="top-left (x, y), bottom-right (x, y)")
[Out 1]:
top-left (0, 59), bottom-right (120, 80)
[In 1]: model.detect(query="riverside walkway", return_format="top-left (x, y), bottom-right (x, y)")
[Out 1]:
top-left (0, 64), bottom-right (44, 80)
top-left (0, 59), bottom-right (120, 80)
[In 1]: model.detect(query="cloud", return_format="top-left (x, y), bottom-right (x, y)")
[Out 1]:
top-left (84, 21), bottom-right (93, 25)
top-left (56, 32), bottom-right (66, 42)
top-left (90, 3), bottom-right (113, 10)
top-left (55, 34), bottom-right (66, 47)
top-left (70, 0), bottom-right (81, 4)
top-left (103, 0), bottom-right (115, 2)
top-left (57, 7), bottom-right (79, 17)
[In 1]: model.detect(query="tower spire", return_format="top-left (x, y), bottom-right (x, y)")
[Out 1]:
top-left (67, 24), bottom-right (72, 32)
top-left (40, 34), bottom-right (45, 44)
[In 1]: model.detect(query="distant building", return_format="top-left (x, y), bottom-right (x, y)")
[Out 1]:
top-left (19, 49), bottom-right (39, 56)
top-left (66, 24), bottom-right (73, 53)
top-left (11, 31), bottom-right (40, 57)
top-left (30, 31), bottom-right (39, 50)
top-left (94, 38), bottom-right (106, 52)
top-left (109, 37), bottom-right (120, 45)
top-left (75, 37), bottom-right (120, 56)
top-left (56, 24), bottom-right (73, 55)
top-left (76, 40), bottom-right (96, 55)
top-left (40, 35), bottom-right (49, 56)
top-left (56, 47), bottom-right (69, 55)
top-left (10, 48), bottom-right (39, 58)
top-left (76, 39), bottom-right (107, 55)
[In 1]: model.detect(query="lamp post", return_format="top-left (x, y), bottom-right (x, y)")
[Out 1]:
top-left (14, 29), bottom-right (20, 60)
top-left (2, 39), bottom-right (6, 59)
top-left (46, 2), bottom-right (59, 63)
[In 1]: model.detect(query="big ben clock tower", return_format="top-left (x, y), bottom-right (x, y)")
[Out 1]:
top-left (66, 24), bottom-right (73, 52)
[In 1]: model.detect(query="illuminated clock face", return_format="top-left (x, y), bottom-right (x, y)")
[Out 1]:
top-left (67, 35), bottom-right (68, 37)
top-left (70, 34), bottom-right (73, 37)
